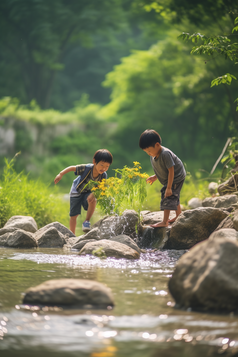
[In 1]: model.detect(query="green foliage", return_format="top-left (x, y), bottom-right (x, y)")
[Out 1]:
top-left (211, 74), bottom-right (237, 87)
top-left (92, 247), bottom-right (107, 259)
top-left (220, 137), bottom-right (238, 179)
top-left (0, 154), bottom-right (68, 228)
top-left (179, 16), bottom-right (238, 118)
top-left (88, 162), bottom-right (149, 216)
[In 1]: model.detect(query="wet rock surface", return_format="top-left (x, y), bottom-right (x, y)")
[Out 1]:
top-left (35, 227), bottom-right (66, 248)
top-left (169, 229), bottom-right (238, 312)
top-left (165, 207), bottom-right (228, 250)
top-left (4, 215), bottom-right (38, 233)
top-left (202, 194), bottom-right (238, 209)
top-left (23, 279), bottom-right (114, 309)
top-left (4, 229), bottom-right (37, 248)
top-left (79, 239), bottom-right (140, 259)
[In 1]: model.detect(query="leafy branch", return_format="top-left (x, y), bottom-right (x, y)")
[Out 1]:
top-left (178, 17), bottom-right (238, 111)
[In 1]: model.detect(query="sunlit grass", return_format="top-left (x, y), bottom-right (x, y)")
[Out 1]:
top-left (0, 155), bottom-right (69, 228)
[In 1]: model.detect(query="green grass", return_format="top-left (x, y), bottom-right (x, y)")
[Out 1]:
top-left (0, 155), bottom-right (69, 229)
top-left (143, 171), bottom-right (212, 212)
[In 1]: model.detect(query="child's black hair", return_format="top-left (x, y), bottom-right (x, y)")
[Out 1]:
top-left (93, 149), bottom-right (113, 164)
top-left (139, 129), bottom-right (162, 149)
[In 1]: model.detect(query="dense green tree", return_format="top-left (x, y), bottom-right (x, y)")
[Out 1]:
top-left (0, 0), bottom-right (130, 108)
top-left (101, 26), bottom-right (237, 171)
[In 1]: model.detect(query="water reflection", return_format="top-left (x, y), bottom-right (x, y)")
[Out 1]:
top-left (0, 247), bottom-right (238, 356)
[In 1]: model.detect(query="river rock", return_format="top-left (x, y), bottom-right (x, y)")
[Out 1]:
top-left (168, 231), bottom-right (238, 312)
top-left (218, 174), bottom-right (238, 195)
top-left (35, 227), bottom-right (66, 248)
top-left (209, 228), bottom-right (238, 242)
top-left (233, 209), bottom-right (238, 231)
top-left (165, 207), bottom-right (228, 249)
top-left (202, 194), bottom-right (238, 209)
top-left (72, 239), bottom-right (98, 251)
top-left (93, 210), bottom-right (139, 240)
top-left (23, 279), bottom-right (114, 308)
top-left (4, 215), bottom-right (38, 233)
top-left (208, 182), bottom-right (218, 194)
top-left (4, 229), bottom-right (37, 248)
top-left (140, 210), bottom-right (175, 225)
top-left (138, 225), bottom-right (169, 249)
top-left (0, 226), bottom-right (19, 237)
top-left (79, 239), bottom-right (140, 259)
top-left (109, 234), bottom-right (141, 253)
top-left (214, 215), bottom-right (235, 231)
top-left (35, 221), bottom-right (75, 240)
top-left (188, 198), bottom-right (202, 209)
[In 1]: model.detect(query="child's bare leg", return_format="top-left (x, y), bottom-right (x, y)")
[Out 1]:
top-left (168, 204), bottom-right (182, 223)
top-left (70, 215), bottom-right (78, 235)
top-left (85, 193), bottom-right (97, 222)
top-left (150, 209), bottom-right (170, 227)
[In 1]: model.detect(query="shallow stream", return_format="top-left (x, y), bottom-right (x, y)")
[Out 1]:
top-left (0, 247), bottom-right (238, 356)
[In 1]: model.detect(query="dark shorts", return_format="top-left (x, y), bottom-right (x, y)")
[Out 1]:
top-left (69, 193), bottom-right (90, 217)
top-left (160, 180), bottom-right (184, 211)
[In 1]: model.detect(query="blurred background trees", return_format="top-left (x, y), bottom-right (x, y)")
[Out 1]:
top-left (0, 0), bottom-right (238, 188)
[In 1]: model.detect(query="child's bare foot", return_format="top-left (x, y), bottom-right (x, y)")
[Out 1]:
top-left (150, 221), bottom-right (168, 228)
top-left (168, 217), bottom-right (177, 223)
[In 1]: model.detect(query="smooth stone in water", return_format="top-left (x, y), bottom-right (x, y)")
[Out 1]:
top-left (23, 279), bottom-right (114, 309)
top-left (79, 239), bottom-right (140, 259)
top-left (169, 229), bottom-right (238, 312)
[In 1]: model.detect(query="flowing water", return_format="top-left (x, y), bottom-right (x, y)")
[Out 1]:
top-left (0, 247), bottom-right (238, 357)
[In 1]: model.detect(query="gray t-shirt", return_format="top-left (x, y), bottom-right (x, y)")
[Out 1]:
top-left (150, 147), bottom-right (186, 185)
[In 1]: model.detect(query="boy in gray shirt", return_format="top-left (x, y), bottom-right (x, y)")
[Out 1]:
top-left (139, 129), bottom-right (186, 227)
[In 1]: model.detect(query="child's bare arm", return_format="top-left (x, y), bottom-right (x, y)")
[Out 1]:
top-left (54, 166), bottom-right (76, 184)
top-left (146, 175), bottom-right (157, 185)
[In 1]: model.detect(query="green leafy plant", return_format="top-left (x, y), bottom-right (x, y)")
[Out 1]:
top-left (178, 16), bottom-right (238, 112)
top-left (220, 137), bottom-right (238, 180)
top-left (92, 247), bottom-right (107, 258)
top-left (0, 154), bottom-right (68, 228)
top-left (88, 162), bottom-right (149, 216)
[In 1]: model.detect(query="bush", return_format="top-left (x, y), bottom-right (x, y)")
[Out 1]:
top-left (0, 154), bottom-right (69, 228)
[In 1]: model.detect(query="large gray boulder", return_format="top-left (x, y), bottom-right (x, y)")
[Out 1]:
top-left (35, 221), bottom-right (75, 240)
top-left (93, 210), bottom-right (139, 240)
top-left (23, 279), bottom-right (114, 308)
top-left (140, 210), bottom-right (175, 225)
top-left (138, 225), bottom-right (169, 249)
top-left (233, 209), bottom-right (238, 231)
top-left (4, 215), bottom-right (38, 233)
top-left (0, 226), bottom-right (19, 237)
top-left (168, 229), bottom-right (238, 312)
top-left (72, 239), bottom-right (98, 251)
top-left (79, 239), bottom-right (140, 259)
top-left (202, 194), bottom-right (238, 209)
top-left (4, 229), bottom-right (37, 248)
top-left (71, 228), bottom-right (101, 250)
top-left (214, 215), bottom-right (235, 231)
top-left (165, 207), bottom-right (228, 250)
top-left (72, 233), bottom-right (140, 253)
top-left (110, 234), bottom-right (141, 253)
top-left (35, 227), bottom-right (66, 248)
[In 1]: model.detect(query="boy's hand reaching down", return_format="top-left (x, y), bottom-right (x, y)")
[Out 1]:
top-left (165, 187), bottom-right (172, 197)
top-left (146, 175), bottom-right (157, 185)
top-left (54, 173), bottom-right (62, 184)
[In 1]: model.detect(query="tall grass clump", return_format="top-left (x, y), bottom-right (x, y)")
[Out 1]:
top-left (0, 154), bottom-right (69, 228)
